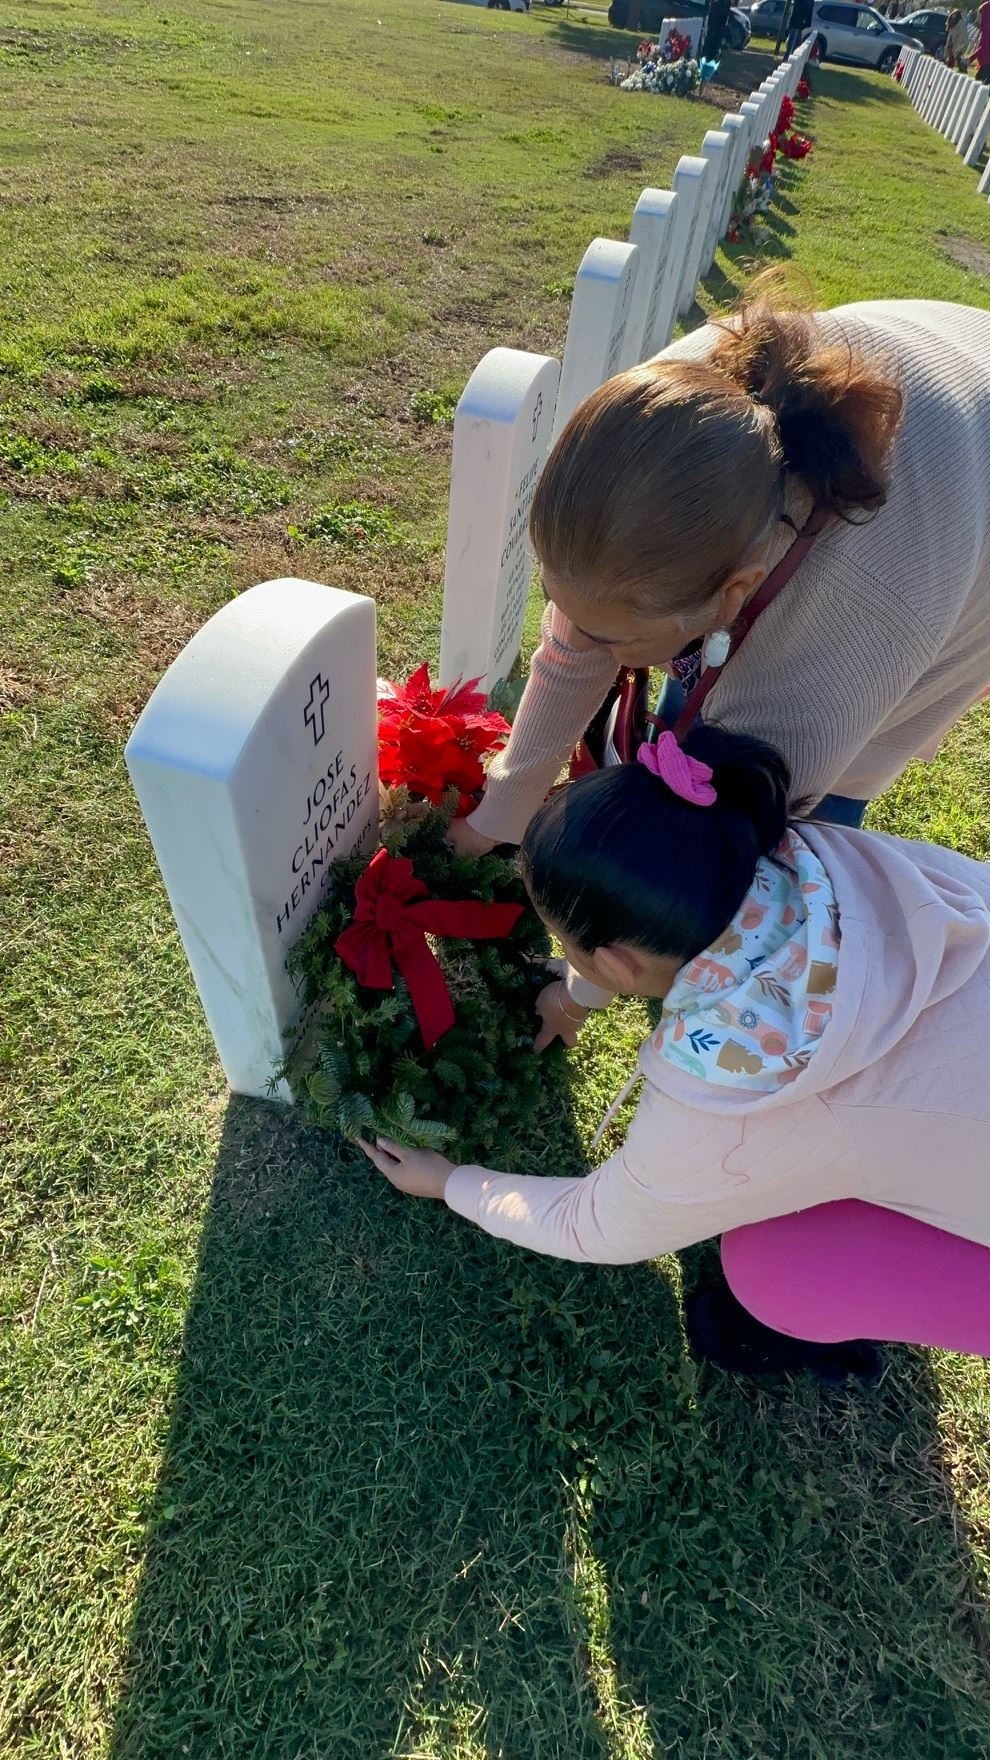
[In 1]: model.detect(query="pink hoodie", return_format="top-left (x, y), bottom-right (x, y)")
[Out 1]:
top-left (444, 827), bottom-right (990, 1260)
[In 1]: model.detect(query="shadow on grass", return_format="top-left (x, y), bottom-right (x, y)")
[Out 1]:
top-left (108, 1083), bottom-right (990, 1757)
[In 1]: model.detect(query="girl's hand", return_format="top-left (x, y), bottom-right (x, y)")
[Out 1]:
top-left (445, 816), bottom-right (498, 859)
top-left (357, 1135), bottom-right (455, 1200)
top-left (534, 980), bottom-right (590, 1053)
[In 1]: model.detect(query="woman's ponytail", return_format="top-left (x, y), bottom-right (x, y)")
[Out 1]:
top-left (710, 296), bottom-right (904, 520)
top-left (520, 729), bottom-right (791, 967)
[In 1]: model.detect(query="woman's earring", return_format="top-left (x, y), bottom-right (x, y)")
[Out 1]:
top-left (701, 628), bottom-right (732, 670)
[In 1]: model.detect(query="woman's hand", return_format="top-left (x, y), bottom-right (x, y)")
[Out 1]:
top-left (534, 979), bottom-right (590, 1053)
top-left (445, 816), bottom-right (498, 859)
top-left (357, 1135), bottom-right (455, 1200)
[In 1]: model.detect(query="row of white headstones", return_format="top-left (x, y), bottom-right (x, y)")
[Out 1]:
top-left (125, 36), bottom-right (814, 1102)
top-left (894, 45), bottom-right (990, 194)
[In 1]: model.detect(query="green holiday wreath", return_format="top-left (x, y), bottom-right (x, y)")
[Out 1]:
top-left (279, 668), bottom-right (565, 1163)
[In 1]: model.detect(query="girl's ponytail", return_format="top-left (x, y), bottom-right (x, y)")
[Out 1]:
top-left (520, 728), bottom-right (791, 967)
top-left (710, 296), bottom-right (904, 520)
top-left (681, 725), bottom-right (788, 858)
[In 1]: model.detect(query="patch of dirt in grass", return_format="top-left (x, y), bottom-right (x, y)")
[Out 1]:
top-left (584, 146), bottom-right (644, 179)
top-left (72, 582), bottom-right (203, 664)
top-left (0, 462), bottom-right (126, 506)
top-left (939, 234), bottom-right (990, 277)
top-left (0, 666), bottom-right (42, 713)
top-left (226, 534), bottom-right (308, 596)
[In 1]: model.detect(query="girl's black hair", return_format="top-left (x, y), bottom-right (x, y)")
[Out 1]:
top-left (519, 726), bottom-right (790, 966)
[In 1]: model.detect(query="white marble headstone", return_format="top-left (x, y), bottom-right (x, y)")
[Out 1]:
top-left (712, 113), bottom-right (748, 256)
top-left (681, 130), bottom-right (730, 305)
top-left (438, 347), bottom-right (561, 693)
top-left (671, 154), bottom-right (710, 319)
top-left (625, 188), bottom-right (679, 366)
top-left (550, 237), bottom-right (640, 446)
top-left (125, 578), bottom-right (379, 1099)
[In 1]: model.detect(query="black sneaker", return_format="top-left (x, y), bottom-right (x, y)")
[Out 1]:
top-left (685, 1281), bottom-right (884, 1387)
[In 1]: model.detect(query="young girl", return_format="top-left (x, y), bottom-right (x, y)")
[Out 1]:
top-left (359, 728), bottom-right (990, 1376)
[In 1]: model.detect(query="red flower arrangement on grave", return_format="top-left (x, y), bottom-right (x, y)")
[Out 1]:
top-left (281, 662), bottom-right (561, 1155)
top-left (377, 665), bottom-right (511, 815)
top-left (779, 129), bottom-right (813, 159)
top-left (729, 73), bottom-right (814, 243)
top-left (666, 27), bottom-right (693, 60)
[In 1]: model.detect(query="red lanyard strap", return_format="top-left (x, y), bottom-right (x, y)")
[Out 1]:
top-left (672, 502), bottom-right (830, 745)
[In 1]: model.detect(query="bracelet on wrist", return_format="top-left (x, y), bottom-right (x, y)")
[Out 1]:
top-left (556, 981), bottom-right (588, 1024)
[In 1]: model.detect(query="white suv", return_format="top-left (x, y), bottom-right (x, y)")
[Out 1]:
top-left (811, 2), bottom-right (923, 69)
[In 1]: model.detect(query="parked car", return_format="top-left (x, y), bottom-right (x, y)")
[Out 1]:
top-left (460, 0), bottom-right (532, 11)
top-left (607, 0), bottom-right (753, 52)
top-left (752, 0), bottom-right (923, 60)
top-left (748, 0), bottom-right (789, 30)
top-left (809, 2), bottom-right (923, 68)
top-left (899, 7), bottom-right (951, 52)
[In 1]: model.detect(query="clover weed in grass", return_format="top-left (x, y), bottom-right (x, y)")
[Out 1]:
top-left (295, 498), bottom-right (420, 552)
top-left (409, 387), bottom-right (457, 425)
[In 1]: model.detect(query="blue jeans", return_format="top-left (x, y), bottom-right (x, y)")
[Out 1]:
top-left (808, 794), bottom-right (867, 828)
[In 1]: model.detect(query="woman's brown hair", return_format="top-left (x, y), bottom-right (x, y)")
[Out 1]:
top-left (529, 282), bottom-right (904, 615)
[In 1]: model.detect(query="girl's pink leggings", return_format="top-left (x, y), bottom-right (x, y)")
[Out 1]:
top-left (721, 1201), bottom-right (990, 1356)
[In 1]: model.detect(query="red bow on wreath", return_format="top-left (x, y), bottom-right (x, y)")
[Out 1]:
top-left (334, 848), bottom-right (524, 1050)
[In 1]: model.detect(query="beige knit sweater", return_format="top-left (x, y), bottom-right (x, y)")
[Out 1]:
top-left (469, 300), bottom-right (990, 844)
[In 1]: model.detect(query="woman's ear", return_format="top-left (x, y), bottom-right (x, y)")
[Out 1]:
top-left (593, 943), bottom-right (648, 994)
top-left (717, 556), bottom-right (767, 626)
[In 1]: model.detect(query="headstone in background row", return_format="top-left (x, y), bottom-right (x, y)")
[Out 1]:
top-left (550, 237), bottom-right (640, 446)
top-left (646, 155), bottom-right (704, 355)
top-left (439, 347), bottom-right (561, 693)
top-left (712, 113), bottom-right (748, 257)
top-left (670, 154), bottom-right (710, 319)
top-left (125, 579), bottom-right (379, 1099)
top-left (740, 97), bottom-right (763, 156)
top-left (680, 129), bottom-right (730, 304)
top-left (964, 90), bottom-right (990, 164)
top-left (953, 78), bottom-right (983, 151)
top-left (626, 187), bottom-right (679, 366)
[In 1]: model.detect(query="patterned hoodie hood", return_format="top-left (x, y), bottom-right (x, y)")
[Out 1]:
top-left (653, 830), bottom-right (841, 1095)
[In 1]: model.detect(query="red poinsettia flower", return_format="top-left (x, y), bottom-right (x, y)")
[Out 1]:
top-left (377, 665), bottom-right (511, 815)
top-left (797, 76), bottom-right (811, 99)
top-left (777, 94), bottom-right (795, 133)
top-left (780, 130), bottom-right (812, 159)
top-left (378, 663), bottom-right (491, 723)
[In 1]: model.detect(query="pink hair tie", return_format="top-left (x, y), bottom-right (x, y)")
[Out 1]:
top-left (637, 732), bottom-right (717, 807)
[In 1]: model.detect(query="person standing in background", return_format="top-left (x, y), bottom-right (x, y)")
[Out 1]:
top-left (703, 0), bottom-right (733, 59)
top-left (945, 9), bottom-right (970, 68)
top-left (787, 0), bottom-right (814, 52)
top-left (977, 0), bottom-right (990, 79)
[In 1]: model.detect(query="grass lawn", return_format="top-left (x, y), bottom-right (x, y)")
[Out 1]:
top-left (3, 1), bottom-right (990, 1755)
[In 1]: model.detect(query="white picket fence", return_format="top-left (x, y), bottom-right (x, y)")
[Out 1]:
top-left (893, 47), bottom-right (990, 188)
top-left (437, 36), bottom-right (816, 694)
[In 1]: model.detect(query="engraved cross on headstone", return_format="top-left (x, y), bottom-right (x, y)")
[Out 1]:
top-left (304, 672), bottom-right (330, 745)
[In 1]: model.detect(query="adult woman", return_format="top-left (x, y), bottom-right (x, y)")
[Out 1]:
top-left (449, 298), bottom-right (990, 873)
top-left (362, 729), bottom-right (990, 1376)
top-left (945, 8), bottom-right (970, 68)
